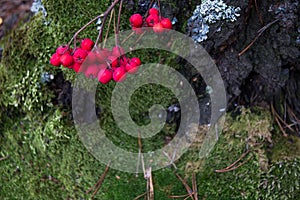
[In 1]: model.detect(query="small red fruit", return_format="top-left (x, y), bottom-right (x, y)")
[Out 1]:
top-left (50, 53), bottom-right (61, 66)
top-left (129, 14), bottom-right (143, 27)
top-left (73, 48), bottom-right (88, 63)
top-left (146, 14), bottom-right (159, 27)
top-left (107, 55), bottom-right (118, 68)
top-left (98, 68), bottom-right (113, 84)
top-left (160, 18), bottom-right (172, 29)
top-left (73, 63), bottom-right (82, 73)
top-left (130, 57), bottom-right (141, 66)
top-left (60, 53), bottom-right (74, 67)
top-left (125, 62), bottom-right (139, 74)
top-left (153, 22), bottom-right (164, 33)
top-left (84, 64), bottom-right (100, 78)
top-left (149, 8), bottom-right (159, 16)
top-left (81, 38), bottom-right (94, 51)
top-left (56, 45), bottom-right (72, 55)
top-left (113, 66), bottom-right (127, 82)
top-left (119, 56), bottom-right (129, 66)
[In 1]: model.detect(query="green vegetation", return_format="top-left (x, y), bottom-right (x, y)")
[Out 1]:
top-left (0, 0), bottom-right (300, 199)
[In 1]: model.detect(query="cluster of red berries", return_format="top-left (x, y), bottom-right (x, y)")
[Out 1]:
top-left (49, 38), bottom-right (141, 84)
top-left (129, 8), bottom-right (172, 34)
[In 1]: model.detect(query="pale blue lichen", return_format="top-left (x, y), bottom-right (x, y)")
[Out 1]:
top-left (188, 0), bottom-right (241, 43)
top-left (96, 18), bottom-right (102, 31)
top-left (31, 0), bottom-right (47, 16)
top-left (41, 72), bottom-right (54, 83)
top-left (30, 0), bottom-right (51, 25)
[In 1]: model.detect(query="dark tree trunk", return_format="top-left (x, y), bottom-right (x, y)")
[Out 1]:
top-left (137, 0), bottom-right (300, 133)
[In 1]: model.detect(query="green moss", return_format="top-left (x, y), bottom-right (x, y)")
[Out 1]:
top-left (259, 158), bottom-right (300, 200)
top-left (269, 134), bottom-right (300, 162)
top-left (195, 124), bottom-right (261, 199)
top-left (1, 0), bottom-right (300, 199)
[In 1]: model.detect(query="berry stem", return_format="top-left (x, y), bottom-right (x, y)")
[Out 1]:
top-left (114, 0), bottom-right (123, 55)
top-left (157, 0), bottom-right (161, 19)
top-left (68, 14), bottom-right (104, 49)
top-left (144, 0), bottom-right (155, 18)
top-left (113, 8), bottom-right (117, 46)
top-left (116, 0), bottom-right (123, 34)
top-left (103, 9), bottom-right (115, 48)
top-left (95, 0), bottom-right (120, 47)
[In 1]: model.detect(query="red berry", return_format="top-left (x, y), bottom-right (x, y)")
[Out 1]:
top-left (73, 63), bottom-right (82, 73)
top-left (98, 68), bottom-right (113, 84)
top-left (113, 66), bottom-right (127, 82)
top-left (160, 18), bottom-right (172, 29)
top-left (125, 62), bottom-right (139, 74)
top-left (153, 22), bottom-right (164, 33)
top-left (149, 8), bottom-right (159, 15)
top-left (119, 56), bottom-right (129, 66)
top-left (60, 53), bottom-right (74, 67)
top-left (84, 64), bottom-right (100, 79)
top-left (50, 53), bottom-right (61, 66)
top-left (146, 14), bottom-right (159, 27)
top-left (130, 57), bottom-right (141, 66)
top-left (56, 45), bottom-right (72, 55)
top-left (73, 48), bottom-right (88, 63)
top-left (81, 38), bottom-right (94, 51)
top-left (129, 14), bottom-right (143, 27)
top-left (112, 46), bottom-right (125, 57)
top-left (107, 55), bottom-right (118, 68)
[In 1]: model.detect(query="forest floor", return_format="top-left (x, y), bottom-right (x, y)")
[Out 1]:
top-left (1, 0), bottom-right (300, 199)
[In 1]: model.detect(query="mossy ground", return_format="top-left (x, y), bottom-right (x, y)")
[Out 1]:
top-left (1, 0), bottom-right (300, 199)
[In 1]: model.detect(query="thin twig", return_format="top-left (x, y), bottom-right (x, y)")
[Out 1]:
top-left (169, 194), bottom-right (191, 198)
top-left (0, 156), bottom-right (9, 162)
top-left (215, 155), bottom-right (252, 173)
top-left (162, 151), bottom-right (177, 169)
top-left (138, 131), bottom-right (146, 176)
top-left (238, 19), bottom-right (279, 56)
top-left (287, 106), bottom-right (300, 125)
top-left (270, 103), bottom-right (290, 136)
top-left (254, 0), bottom-right (263, 24)
top-left (95, 0), bottom-right (120, 47)
top-left (66, 0), bottom-right (120, 49)
top-left (147, 167), bottom-right (154, 200)
top-left (271, 103), bottom-right (294, 131)
top-left (214, 150), bottom-right (250, 172)
top-left (157, 0), bottom-right (161, 18)
top-left (103, 9), bottom-right (115, 48)
top-left (225, 149), bottom-right (250, 170)
top-left (273, 111), bottom-right (288, 136)
top-left (184, 196), bottom-right (192, 200)
top-left (68, 14), bottom-right (104, 49)
top-left (136, 131), bottom-right (142, 177)
top-left (121, 31), bottom-right (135, 44)
top-left (175, 173), bottom-right (194, 200)
top-left (143, 0), bottom-right (155, 18)
top-left (130, 31), bottom-right (146, 50)
top-left (87, 163), bottom-right (110, 199)
top-left (116, 0), bottom-right (123, 34)
top-left (192, 173), bottom-right (198, 200)
top-left (134, 192), bottom-right (147, 200)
